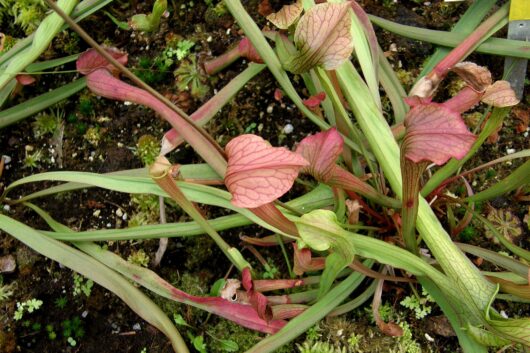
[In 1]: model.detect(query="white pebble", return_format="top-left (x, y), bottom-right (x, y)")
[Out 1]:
top-left (266, 105), bottom-right (274, 114)
top-left (3, 205), bottom-right (10, 212)
top-left (506, 148), bottom-right (516, 154)
top-left (81, 310), bottom-right (89, 318)
top-left (93, 210), bottom-right (101, 217)
top-left (106, 223), bottom-right (112, 228)
top-left (2, 155), bottom-right (11, 164)
top-left (122, 213), bottom-right (128, 221)
top-left (283, 124), bottom-right (294, 134)
top-left (124, 101), bottom-right (132, 106)
top-left (116, 209), bottom-right (124, 217)
top-left (425, 333), bottom-right (434, 342)
top-left (133, 323), bottom-right (142, 331)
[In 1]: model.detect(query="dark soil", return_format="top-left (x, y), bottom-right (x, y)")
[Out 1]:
top-left (1, 1), bottom-right (529, 353)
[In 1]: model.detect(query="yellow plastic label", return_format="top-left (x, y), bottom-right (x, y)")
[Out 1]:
top-left (510, 0), bottom-right (530, 21)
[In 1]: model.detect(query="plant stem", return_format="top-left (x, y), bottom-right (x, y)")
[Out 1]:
top-left (421, 107), bottom-right (510, 196)
top-left (86, 69), bottom-right (227, 176)
top-left (0, 214), bottom-right (190, 353)
top-left (43, 0), bottom-right (226, 160)
top-left (369, 6), bottom-right (530, 60)
top-left (0, 0), bottom-right (79, 90)
top-left (204, 43), bottom-right (242, 75)
top-left (429, 3), bottom-right (510, 81)
top-left (246, 270), bottom-right (366, 353)
top-left (400, 158), bottom-right (428, 254)
top-left (335, 63), bottom-right (494, 322)
top-left (150, 157), bottom-right (250, 271)
top-left (163, 63), bottom-right (265, 153)
top-left (223, 0), bottom-right (366, 158)
top-left (418, 0), bottom-right (497, 79)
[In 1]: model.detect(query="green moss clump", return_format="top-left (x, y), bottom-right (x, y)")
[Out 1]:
top-left (83, 127), bottom-right (102, 146)
top-left (459, 225), bottom-right (478, 242)
top-left (128, 194), bottom-right (160, 227)
top-left (32, 110), bottom-right (63, 138)
top-left (395, 69), bottom-right (415, 90)
top-left (184, 236), bottom-right (215, 270)
top-left (127, 249), bottom-right (150, 267)
top-left (54, 31), bottom-right (80, 55)
top-left (207, 320), bottom-right (262, 353)
top-left (136, 134), bottom-right (160, 165)
top-left (78, 97), bottom-right (94, 116)
top-left (134, 56), bottom-right (167, 85)
top-left (0, 34), bottom-right (18, 56)
top-left (0, 0), bottom-right (47, 34)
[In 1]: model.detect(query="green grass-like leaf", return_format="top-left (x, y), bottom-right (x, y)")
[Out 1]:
top-left (0, 213), bottom-right (189, 352)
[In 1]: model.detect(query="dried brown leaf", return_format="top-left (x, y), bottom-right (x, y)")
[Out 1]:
top-left (266, 0), bottom-right (303, 29)
top-left (482, 80), bottom-right (520, 107)
top-left (285, 2), bottom-right (353, 73)
top-left (451, 62), bottom-right (492, 92)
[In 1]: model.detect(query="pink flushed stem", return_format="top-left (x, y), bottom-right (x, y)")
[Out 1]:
top-left (266, 290), bottom-right (318, 305)
top-left (204, 45), bottom-right (242, 75)
top-left (204, 37), bottom-right (263, 75)
top-left (252, 278), bottom-right (307, 292)
top-left (88, 65), bottom-right (301, 239)
top-left (154, 276), bottom-right (286, 333)
top-left (271, 304), bottom-right (308, 320)
top-left (328, 166), bottom-right (401, 208)
top-left (86, 69), bottom-right (227, 176)
top-left (251, 203), bottom-right (300, 237)
top-left (443, 86), bottom-right (482, 113)
top-left (348, 0), bottom-right (379, 77)
top-left (429, 3), bottom-right (508, 82)
top-left (162, 64), bottom-right (265, 154)
top-left (241, 234), bottom-right (295, 247)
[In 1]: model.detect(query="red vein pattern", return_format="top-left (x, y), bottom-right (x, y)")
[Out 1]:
top-left (76, 48), bottom-right (128, 75)
top-left (266, 0), bottom-right (303, 30)
top-left (225, 135), bottom-right (308, 208)
top-left (295, 127), bottom-right (343, 182)
top-left (403, 104), bottom-right (476, 165)
top-left (482, 80), bottom-right (520, 107)
top-left (287, 2), bottom-right (353, 73)
top-left (451, 62), bottom-right (492, 92)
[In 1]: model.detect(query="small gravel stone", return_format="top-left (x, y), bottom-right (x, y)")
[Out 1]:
top-left (0, 255), bottom-right (16, 273)
top-left (283, 124), bottom-right (294, 134)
